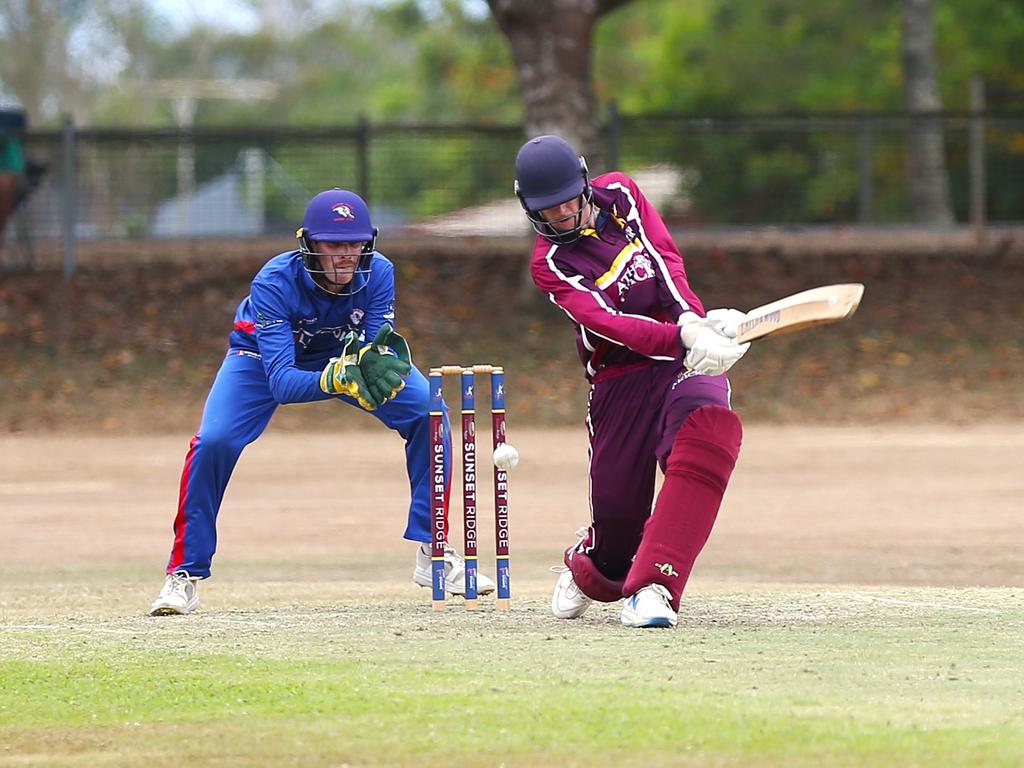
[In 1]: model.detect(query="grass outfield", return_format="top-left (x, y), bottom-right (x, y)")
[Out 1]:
top-left (3, 426), bottom-right (1021, 765)
top-left (2, 575), bottom-right (1021, 767)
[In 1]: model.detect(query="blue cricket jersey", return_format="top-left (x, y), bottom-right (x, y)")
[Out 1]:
top-left (227, 250), bottom-right (397, 404)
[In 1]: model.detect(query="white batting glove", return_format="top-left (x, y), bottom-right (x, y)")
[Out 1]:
top-left (704, 307), bottom-right (748, 339)
top-left (679, 317), bottom-right (751, 376)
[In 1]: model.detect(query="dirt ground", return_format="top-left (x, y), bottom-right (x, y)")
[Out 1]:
top-left (2, 424), bottom-right (1021, 597)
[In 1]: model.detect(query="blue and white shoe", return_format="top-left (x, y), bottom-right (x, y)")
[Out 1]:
top-left (620, 584), bottom-right (677, 628)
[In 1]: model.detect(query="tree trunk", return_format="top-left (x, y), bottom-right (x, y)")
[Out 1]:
top-left (486, 0), bottom-right (632, 160)
top-left (901, 0), bottom-right (954, 225)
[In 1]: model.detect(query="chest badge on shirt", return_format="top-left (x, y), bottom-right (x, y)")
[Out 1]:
top-left (350, 308), bottom-right (365, 325)
top-left (616, 251), bottom-right (656, 298)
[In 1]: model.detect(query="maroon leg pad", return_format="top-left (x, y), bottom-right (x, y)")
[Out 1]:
top-left (622, 405), bottom-right (743, 610)
top-left (565, 548), bottom-right (626, 603)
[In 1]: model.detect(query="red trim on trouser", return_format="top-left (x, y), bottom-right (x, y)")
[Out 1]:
top-left (622, 405), bottom-right (742, 610)
top-left (167, 433), bottom-right (199, 573)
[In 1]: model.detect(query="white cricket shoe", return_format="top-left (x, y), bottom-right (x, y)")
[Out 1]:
top-left (149, 571), bottom-right (200, 616)
top-left (620, 584), bottom-right (677, 628)
top-left (550, 567), bottom-right (592, 619)
top-left (413, 543), bottom-right (497, 596)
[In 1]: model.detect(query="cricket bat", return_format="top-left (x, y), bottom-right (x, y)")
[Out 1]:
top-left (735, 283), bottom-right (865, 343)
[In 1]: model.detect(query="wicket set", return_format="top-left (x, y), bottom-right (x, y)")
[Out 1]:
top-left (428, 364), bottom-right (511, 611)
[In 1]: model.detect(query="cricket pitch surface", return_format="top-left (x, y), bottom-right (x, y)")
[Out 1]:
top-left (2, 424), bottom-right (1022, 767)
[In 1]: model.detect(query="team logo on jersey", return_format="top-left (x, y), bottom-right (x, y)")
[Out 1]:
top-left (655, 562), bottom-right (680, 578)
top-left (331, 203), bottom-right (355, 220)
top-left (296, 324), bottom-right (351, 349)
top-left (670, 368), bottom-right (704, 389)
top-left (349, 308), bottom-right (365, 325)
top-left (615, 251), bottom-right (656, 298)
top-left (254, 310), bottom-right (285, 330)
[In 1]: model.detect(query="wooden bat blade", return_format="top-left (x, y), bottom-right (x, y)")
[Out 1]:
top-left (736, 283), bottom-right (865, 343)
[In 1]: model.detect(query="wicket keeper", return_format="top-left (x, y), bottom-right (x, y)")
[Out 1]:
top-left (150, 189), bottom-right (494, 615)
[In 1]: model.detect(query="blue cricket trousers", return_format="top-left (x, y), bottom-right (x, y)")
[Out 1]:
top-left (164, 350), bottom-right (450, 577)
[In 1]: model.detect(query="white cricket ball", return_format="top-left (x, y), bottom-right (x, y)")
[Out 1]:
top-left (493, 443), bottom-right (520, 471)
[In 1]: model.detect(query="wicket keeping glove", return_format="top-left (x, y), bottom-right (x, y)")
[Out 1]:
top-left (358, 323), bottom-right (413, 406)
top-left (320, 331), bottom-right (381, 410)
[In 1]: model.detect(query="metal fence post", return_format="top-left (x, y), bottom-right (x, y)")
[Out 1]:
top-left (61, 115), bottom-right (77, 279)
top-left (969, 74), bottom-right (987, 252)
top-left (607, 100), bottom-right (621, 171)
top-left (356, 115), bottom-right (371, 203)
top-left (857, 115), bottom-right (874, 224)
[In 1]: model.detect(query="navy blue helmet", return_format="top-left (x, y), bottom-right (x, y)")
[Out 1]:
top-left (514, 135), bottom-right (593, 244)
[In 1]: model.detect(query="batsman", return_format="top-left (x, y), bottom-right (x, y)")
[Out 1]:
top-left (149, 188), bottom-right (494, 615)
top-left (515, 136), bottom-right (750, 628)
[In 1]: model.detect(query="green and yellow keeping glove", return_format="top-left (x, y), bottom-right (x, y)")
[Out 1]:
top-left (358, 323), bottom-right (413, 406)
top-left (320, 331), bottom-right (380, 410)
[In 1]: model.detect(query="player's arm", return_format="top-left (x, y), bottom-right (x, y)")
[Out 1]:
top-left (605, 172), bottom-right (706, 322)
top-left (609, 174), bottom-right (750, 370)
top-left (532, 246), bottom-right (747, 374)
top-left (249, 279), bottom-right (325, 404)
top-left (531, 248), bottom-right (683, 360)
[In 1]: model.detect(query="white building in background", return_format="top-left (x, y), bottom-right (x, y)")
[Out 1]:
top-left (401, 166), bottom-right (689, 238)
top-left (151, 148), bottom-right (267, 238)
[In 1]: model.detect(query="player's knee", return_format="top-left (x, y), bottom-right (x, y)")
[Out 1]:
top-left (195, 425), bottom-right (244, 454)
top-left (666, 405), bottom-right (743, 492)
top-left (383, 368), bottom-right (432, 414)
top-left (565, 549), bottom-right (625, 603)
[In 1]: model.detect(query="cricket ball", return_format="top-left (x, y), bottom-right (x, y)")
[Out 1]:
top-left (492, 443), bottom-right (520, 471)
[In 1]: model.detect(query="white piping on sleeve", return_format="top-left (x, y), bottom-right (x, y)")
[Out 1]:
top-left (605, 181), bottom-right (693, 314)
top-left (542, 244), bottom-right (674, 360)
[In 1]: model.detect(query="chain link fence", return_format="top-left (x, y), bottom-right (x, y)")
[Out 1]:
top-left (4, 110), bottom-right (1023, 272)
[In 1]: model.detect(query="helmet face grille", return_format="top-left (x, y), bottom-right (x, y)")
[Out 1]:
top-left (522, 188), bottom-right (594, 245)
top-left (298, 241), bottom-right (376, 296)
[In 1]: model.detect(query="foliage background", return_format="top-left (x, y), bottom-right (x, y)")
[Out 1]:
top-left (3, 1), bottom-right (1022, 128)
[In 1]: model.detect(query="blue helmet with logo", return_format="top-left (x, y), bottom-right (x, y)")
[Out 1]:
top-left (296, 188), bottom-right (378, 295)
top-left (514, 135), bottom-right (592, 244)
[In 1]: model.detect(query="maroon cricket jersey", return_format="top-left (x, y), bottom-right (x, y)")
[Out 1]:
top-left (529, 172), bottom-right (706, 381)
